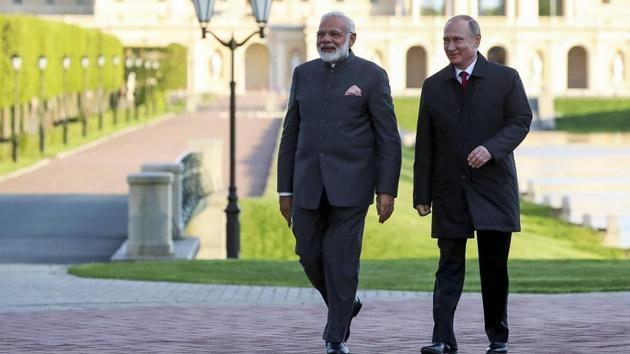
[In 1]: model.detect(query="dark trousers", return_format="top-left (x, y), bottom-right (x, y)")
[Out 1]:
top-left (432, 230), bottom-right (512, 346)
top-left (291, 192), bottom-right (368, 342)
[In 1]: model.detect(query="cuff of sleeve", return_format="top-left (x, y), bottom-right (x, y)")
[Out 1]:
top-left (278, 192), bottom-right (293, 197)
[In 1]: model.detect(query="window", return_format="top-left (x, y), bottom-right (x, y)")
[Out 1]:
top-left (479, 0), bottom-right (505, 16)
top-left (488, 46), bottom-right (507, 65)
top-left (539, 0), bottom-right (563, 16)
top-left (421, 0), bottom-right (445, 15)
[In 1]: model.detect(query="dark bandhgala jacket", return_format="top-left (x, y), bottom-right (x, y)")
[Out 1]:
top-left (413, 53), bottom-right (532, 238)
top-left (278, 51), bottom-right (402, 209)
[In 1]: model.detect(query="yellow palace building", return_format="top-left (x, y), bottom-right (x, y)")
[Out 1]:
top-left (3, 0), bottom-right (630, 111)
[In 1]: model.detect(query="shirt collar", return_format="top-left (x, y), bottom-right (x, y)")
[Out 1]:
top-left (454, 53), bottom-right (478, 80)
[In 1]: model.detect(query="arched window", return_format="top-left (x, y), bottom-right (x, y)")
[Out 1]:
top-left (369, 50), bottom-right (384, 67)
top-left (567, 46), bottom-right (588, 89)
top-left (245, 43), bottom-right (269, 91)
top-left (406, 46), bottom-right (427, 89)
top-left (487, 46), bottom-right (507, 65)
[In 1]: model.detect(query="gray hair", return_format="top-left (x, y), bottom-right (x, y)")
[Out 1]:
top-left (446, 15), bottom-right (481, 37)
top-left (320, 11), bottom-right (356, 33)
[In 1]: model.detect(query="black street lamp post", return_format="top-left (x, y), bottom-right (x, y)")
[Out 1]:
top-left (151, 60), bottom-right (160, 115)
top-left (80, 56), bottom-right (89, 136)
top-left (38, 56), bottom-right (48, 154)
top-left (144, 59), bottom-right (152, 117)
top-left (192, 0), bottom-right (273, 259)
top-left (11, 55), bottom-right (22, 162)
top-left (97, 55), bottom-right (106, 130)
top-left (62, 56), bottom-right (71, 145)
top-left (125, 57), bottom-right (134, 122)
top-left (112, 55), bottom-right (120, 125)
top-left (134, 57), bottom-right (143, 120)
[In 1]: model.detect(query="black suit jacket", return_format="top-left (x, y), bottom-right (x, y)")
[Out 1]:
top-left (278, 52), bottom-right (402, 209)
top-left (413, 54), bottom-right (532, 238)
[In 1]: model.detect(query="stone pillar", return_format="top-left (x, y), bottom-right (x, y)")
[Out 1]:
top-left (603, 215), bottom-right (619, 248)
top-left (127, 173), bottom-right (173, 257)
top-left (560, 196), bottom-right (571, 221)
top-left (141, 163), bottom-right (184, 240)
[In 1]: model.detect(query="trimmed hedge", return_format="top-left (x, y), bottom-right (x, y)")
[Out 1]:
top-left (0, 15), bottom-right (124, 107)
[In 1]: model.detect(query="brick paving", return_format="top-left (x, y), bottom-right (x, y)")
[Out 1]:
top-left (1, 265), bottom-right (629, 354)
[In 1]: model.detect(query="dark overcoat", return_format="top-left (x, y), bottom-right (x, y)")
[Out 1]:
top-left (413, 54), bottom-right (532, 239)
top-left (278, 52), bottom-right (402, 209)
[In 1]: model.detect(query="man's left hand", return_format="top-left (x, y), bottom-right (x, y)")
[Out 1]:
top-left (467, 146), bottom-right (492, 168)
top-left (376, 194), bottom-right (395, 224)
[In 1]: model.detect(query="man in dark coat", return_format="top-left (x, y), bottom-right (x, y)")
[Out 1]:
top-left (277, 11), bottom-right (402, 354)
top-left (414, 15), bottom-right (532, 354)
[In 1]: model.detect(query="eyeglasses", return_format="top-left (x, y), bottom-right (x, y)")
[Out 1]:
top-left (316, 30), bottom-right (353, 40)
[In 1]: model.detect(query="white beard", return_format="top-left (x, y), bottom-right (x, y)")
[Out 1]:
top-left (318, 36), bottom-right (350, 63)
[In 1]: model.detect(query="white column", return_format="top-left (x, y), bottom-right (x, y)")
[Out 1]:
top-left (516, 0), bottom-right (538, 25)
top-left (506, 0), bottom-right (516, 24)
top-left (411, 0), bottom-right (421, 23)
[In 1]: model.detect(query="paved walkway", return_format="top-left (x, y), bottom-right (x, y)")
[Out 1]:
top-left (1, 265), bottom-right (629, 353)
top-left (0, 95), bottom-right (282, 263)
top-left (0, 98), bottom-right (282, 195)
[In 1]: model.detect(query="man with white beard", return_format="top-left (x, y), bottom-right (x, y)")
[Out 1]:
top-left (277, 11), bottom-right (402, 354)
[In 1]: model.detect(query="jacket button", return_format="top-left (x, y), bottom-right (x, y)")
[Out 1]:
top-left (461, 174), bottom-right (466, 180)
top-left (322, 102), bottom-right (328, 106)
top-left (320, 153), bottom-right (324, 157)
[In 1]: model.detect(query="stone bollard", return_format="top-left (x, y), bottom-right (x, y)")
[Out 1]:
top-left (603, 215), bottom-right (619, 247)
top-left (582, 214), bottom-right (592, 228)
top-left (560, 196), bottom-right (571, 221)
top-left (523, 180), bottom-right (535, 202)
top-left (127, 172), bottom-right (173, 257)
top-left (142, 163), bottom-right (184, 240)
top-left (542, 195), bottom-right (551, 206)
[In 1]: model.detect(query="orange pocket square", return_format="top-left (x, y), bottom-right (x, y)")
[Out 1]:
top-left (344, 85), bottom-right (362, 96)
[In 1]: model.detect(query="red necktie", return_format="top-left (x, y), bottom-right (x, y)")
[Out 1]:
top-left (459, 71), bottom-right (469, 90)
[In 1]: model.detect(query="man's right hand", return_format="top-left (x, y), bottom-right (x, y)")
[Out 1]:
top-left (415, 204), bottom-right (431, 217)
top-left (279, 196), bottom-right (293, 227)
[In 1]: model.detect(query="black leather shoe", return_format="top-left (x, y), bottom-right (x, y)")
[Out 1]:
top-left (344, 297), bottom-right (363, 341)
top-left (486, 342), bottom-right (508, 353)
top-left (420, 342), bottom-right (458, 354)
top-left (326, 341), bottom-right (349, 354)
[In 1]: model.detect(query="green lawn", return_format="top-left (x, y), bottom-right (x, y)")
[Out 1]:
top-left (68, 96), bottom-right (629, 293)
top-left (69, 259), bottom-right (630, 293)
top-left (554, 97), bottom-right (630, 132)
top-left (393, 96), bottom-right (630, 133)
top-left (393, 96), bottom-right (419, 132)
top-left (241, 147), bottom-right (626, 261)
